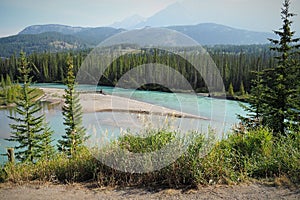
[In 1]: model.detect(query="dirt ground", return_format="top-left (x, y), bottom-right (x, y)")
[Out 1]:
top-left (0, 181), bottom-right (299, 200)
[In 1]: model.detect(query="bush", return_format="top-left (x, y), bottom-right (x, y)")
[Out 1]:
top-left (1, 127), bottom-right (299, 186)
top-left (1, 147), bottom-right (98, 183)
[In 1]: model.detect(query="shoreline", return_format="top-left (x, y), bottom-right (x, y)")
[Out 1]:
top-left (39, 87), bottom-right (208, 120)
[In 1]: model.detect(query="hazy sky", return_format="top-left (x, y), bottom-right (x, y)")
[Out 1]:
top-left (0, 0), bottom-right (299, 37)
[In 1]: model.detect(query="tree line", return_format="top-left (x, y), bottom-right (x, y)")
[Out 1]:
top-left (0, 44), bottom-right (280, 94)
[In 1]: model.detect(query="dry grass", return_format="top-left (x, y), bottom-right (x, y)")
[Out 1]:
top-left (0, 128), bottom-right (299, 188)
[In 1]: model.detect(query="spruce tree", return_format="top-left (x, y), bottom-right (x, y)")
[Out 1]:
top-left (263, 0), bottom-right (299, 134)
top-left (239, 81), bottom-right (245, 96)
top-left (240, 0), bottom-right (299, 134)
top-left (6, 52), bottom-right (54, 163)
top-left (238, 70), bottom-right (265, 129)
top-left (228, 82), bottom-right (234, 97)
top-left (39, 122), bottom-right (55, 160)
top-left (57, 55), bottom-right (86, 156)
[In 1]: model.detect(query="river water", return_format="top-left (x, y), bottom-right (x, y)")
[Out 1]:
top-left (0, 83), bottom-right (247, 163)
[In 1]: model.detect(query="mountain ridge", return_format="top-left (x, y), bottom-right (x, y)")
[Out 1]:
top-left (19, 24), bottom-right (89, 35)
top-left (0, 23), bottom-right (273, 57)
top-left (167, 23), bottom-right (273, 45)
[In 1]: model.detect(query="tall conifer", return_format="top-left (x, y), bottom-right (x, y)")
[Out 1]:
top-left (57, 55), bottom-right (86, 155)
top-left (6, 52), bottom-right (54, 162)
top-left (240, 0), bottom-right (299, 134)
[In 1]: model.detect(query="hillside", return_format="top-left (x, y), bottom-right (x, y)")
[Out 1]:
top-left (18, 24), bottom-right (88, 35)
top-left (0, 32), bottom-right (87, 57)
top-left (0, 25), bottom-right (124, 57)
top-left (0, 23), bottom-right (273, 57)
top-left (168, 23), bottom-right (273, 45)
top-left (74, 27), bottom-right (124, 45)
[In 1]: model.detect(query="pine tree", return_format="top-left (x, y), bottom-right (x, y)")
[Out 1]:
top-left (240, 0), bottom-right (299, 134)
top-left (0, 75), bottom-right (7, 104)
top-left (6, 52), bottom-right (54, 163)
top-left (238, 70), bottom-right (265, 129)
top-left (228, 82), bottom-right (234, 97)
top-left (0, 74), bottom-right (5, 88)
top-left (263, 0), bottom-right (300, 134)
top-left (57, 55), bottom-right (86, 156)
top-left (239, 81), bottom-right (245, 96)
top-left (39, 122), bottom-right (55, 160)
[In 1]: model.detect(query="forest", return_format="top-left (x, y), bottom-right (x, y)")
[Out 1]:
top-left (0, 44), bottom-right (279, 94)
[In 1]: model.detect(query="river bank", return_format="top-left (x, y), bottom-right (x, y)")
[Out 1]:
top-left (39, 87), bottom-right (207, 119)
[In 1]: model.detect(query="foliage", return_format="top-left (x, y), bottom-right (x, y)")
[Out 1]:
top-left (240, 0), bottom-right (300, 134)
top-left (1, 128), bottom-right (299, 186)
top-left (0, 76), bottom-right (44, 106)
top-left (5, 52), bottom-right (54, 163)
top-left (239, 81), bottom-right (245, 96)
top-left (0, 44), bottom-right (283, 94)
top-left (1, 147), bottom-right (97, 183)
top-left (238, 70), bottom-right (265, 129)
top-left (228, 82), bottom-right (234, 96)
top-left (39, 122), bottom-right (55, 160)
top-left (119, 129), bottom-right (175, 153)
top-left (0, 74), bottom-right (21, 106)
top-left (262, 0), bottom-right (300, 134)
top-left (57, 55), bottom-right (86, 156)
top-left (0, 32), bottom-right (88, 58)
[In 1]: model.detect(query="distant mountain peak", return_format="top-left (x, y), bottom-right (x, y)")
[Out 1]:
top-left (134, 2), bottom-right (196, 29)
top-left (110, 14), bottom-right (145, 29)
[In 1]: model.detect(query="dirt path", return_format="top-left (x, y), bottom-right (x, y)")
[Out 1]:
top-left (0, 182), bottom-right (299, 200)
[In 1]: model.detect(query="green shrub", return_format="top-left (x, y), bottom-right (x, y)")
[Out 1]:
top-left (1, 147), bottom-right (98, 183)
top-left (119, 129), bottom-right (175, 153)
top-left (1, 127), bottom-right (299, 186)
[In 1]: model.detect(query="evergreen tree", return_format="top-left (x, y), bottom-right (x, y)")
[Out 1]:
top-left (240, 0), bottom-right (299, 134)
top-left (238, 70), bottom-right (265, 129)
top-left (239, 81), bottom-right (245, 96)
top-left (0, 75), bottom-right (5, 88)
top-left (57, 55), bottom-right (86, 156)
top-left (6, 52), bottom-right (54, 162)
top-left (228, 82), bottom-right (234, 97)
top-left (39, 122), bottom-right (55, 160)
top-left (0, 75), bottom-right (7, 104)
top-left (263, 0), bottom-right (299, 134)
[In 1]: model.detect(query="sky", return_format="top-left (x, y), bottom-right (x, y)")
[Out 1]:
top-left (0, 0), bottom-right (299, 37)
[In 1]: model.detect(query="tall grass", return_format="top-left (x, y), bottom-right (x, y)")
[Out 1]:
top-left (1, 127), bottom-right (299, 187)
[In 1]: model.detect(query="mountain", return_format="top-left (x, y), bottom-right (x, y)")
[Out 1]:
top-left (134, 2), bottom-right (195, 28)
top-left (18, 24), bottom-right (124, 46)
top-left (0, 25), bottom-right (124, 57)
top-left (168, 23), bottom-right (273, 45)
top-left (19, 24), bottom-right (88, 35)
top-left (73, 27), bottom-right (124, 45)
top-left (0, 32), bottom-right (87, 57)
top-left (110, 15), bottom-right (145, 29)
top-left (0, 23), bottom-right (273, 57)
